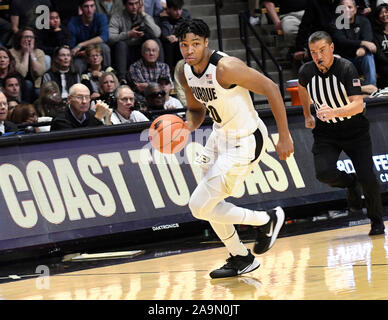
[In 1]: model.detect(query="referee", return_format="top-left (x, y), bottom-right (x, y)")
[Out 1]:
top-left (298, 31), bottom-right (385, 236)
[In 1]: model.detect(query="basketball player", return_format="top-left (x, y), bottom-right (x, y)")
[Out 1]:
top-left (175, 19), bottom-right (294, 279)
top-left (298, 31), bottom-right (385, 236)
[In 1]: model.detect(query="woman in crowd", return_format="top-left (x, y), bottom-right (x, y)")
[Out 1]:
top-left (9, 103), bottom-right (40, 133)
top-left (94, 71), bottom-right (120, 109)
top-left (42, 45), bottom-right (80, 100)
top-left (81, 44), bottom-right (115, 100)
top-left (34, 81), bottom-right (63, 117)
top-left (10, 27), bottom-right (46, 103)
top-left (34, 81), bottom-right (65, 132)
top-left (0, 47), bottom-right (21, 88)
top-left (372, 3), bottom-right (388, 88)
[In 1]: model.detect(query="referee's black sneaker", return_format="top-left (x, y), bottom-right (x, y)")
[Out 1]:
top-left (369, 219), bottom-right (385, 236)
top-left (253, 206), bottom-right (285, 255)
top-left (347, 176), bottom-right (363, 213)
top-left (209, 249), bottom-right (260, 279)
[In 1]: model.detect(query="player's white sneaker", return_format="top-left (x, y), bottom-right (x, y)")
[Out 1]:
top-left (253, 206), bottom-right (285, 254)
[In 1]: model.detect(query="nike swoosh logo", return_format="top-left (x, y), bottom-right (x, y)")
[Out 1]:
top-left (238, 265), bottom-right (251, 274)
top-left (266, 221), bottom-right (274, 237)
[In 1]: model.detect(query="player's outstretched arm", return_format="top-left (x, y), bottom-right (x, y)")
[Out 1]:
top-left (176, 62), bottom-right (206, 132)
top-left (216, 57), bottom-right (294, 160)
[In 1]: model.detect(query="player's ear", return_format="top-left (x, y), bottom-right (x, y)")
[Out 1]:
top-left (204, 37), bottom-right (209, 48)
top-left (330, 42), bottom-right (334, 53)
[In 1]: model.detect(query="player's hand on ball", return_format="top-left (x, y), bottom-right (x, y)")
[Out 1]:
top-left (149, 114), bottom-right (190, 154)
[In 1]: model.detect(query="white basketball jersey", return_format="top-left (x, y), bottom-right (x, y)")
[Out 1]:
top-left (184, 51), bottom-right (262, 138)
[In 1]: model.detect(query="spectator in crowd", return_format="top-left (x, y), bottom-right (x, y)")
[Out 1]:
top-left (10, 0), bottom-right (52, 34)
top-left (81, 44), bottom-right (114, 99)
top-left (95, 71), bottom-right (120, 108)
top-left (294, 0), bottom-right (340, 62)
top-left (143, 82), bottom-right (166, 119)
top-left (356, 0), bottom-right (378, 16)
top-left (332, 0), bottom-right (377, 86)
top-left (51, 0), bottom-right (81, 26)
top-left (372, 3), bottom-right (388, 88)
top-left (9, 103), bottom-right (41, 133)
top-left (6, 98), bottom-right (18, 122)
top-left (0, 91), bottom-right (18, 135)
top-left (145, 0), bottom-right (164, 17)
top-left (2, 74), bottom-right (22, 102)
top-left (262, 0), bottom-right (307, 47)
top-left (109, 0), bottom-right (162, 82)
top-left (10, 27), bottom-right (47, 102)
top-left (0, 0), bottom-right (12, 47)
top-left (95, 0), bottom-right (124, 21)
top-left (109, 85), bottom-right (149, 124)
top-left (34, 80), bottom-right (64, 131)
top-left (158, 0), bottom-right (191, 73)
top-left (68, 0), bottom-right (111, 73)
top-left (34, 80), bottom-right (63, 117)
top-left (50, 83), bottom-right (110, 130)
top-left (157, 75), bottom-right (183, 110)
top-left (129, 39), bottom-right (170, 94)
top-left (0, 46), bottom-right (22, 88)
top-left (42, 45), bottom-right (81, 100)
top-left (36, 10), bottom-right (71, 58)
top-left (173, 58), bottom-right (186, 106)
top-left (6, 98), bottom-right (19, 118)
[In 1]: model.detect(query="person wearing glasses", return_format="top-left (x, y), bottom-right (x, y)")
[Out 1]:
top-left (109, 85), bottom-right (149, 124)
top-left (81, 44), bottom-right (115, 100)
top-left (50, 83), bottom-right (110, 131)
top-left (68, 0), bottom-right (111, 73)
top-left (129, 39), bottom-right (170, 94)
top-left (10, 27), bottom-right (47, 103)
top-left (109, 0), bottom-right (162, 82)
top-left (144, 82), bottom-right (167, 114)
top-left (0, 91), bottom-right (18, 136)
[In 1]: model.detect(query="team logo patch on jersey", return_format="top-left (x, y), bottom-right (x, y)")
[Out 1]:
top-left (194, 154), bottom-right (211, 166)
top-left (352, 78), bottom-right (361, 87)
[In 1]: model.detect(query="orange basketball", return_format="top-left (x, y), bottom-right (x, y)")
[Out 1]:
top-left (148, 114), bottom-right (190, 154)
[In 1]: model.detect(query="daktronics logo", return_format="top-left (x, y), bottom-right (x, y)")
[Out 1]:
top-left (152, 223), bottom-right (180, 231)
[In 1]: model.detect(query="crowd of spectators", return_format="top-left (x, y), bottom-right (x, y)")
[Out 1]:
top-left (1, 0), bottom-right (388, 136)
top-left (0, 0), bottom-right (188, 135)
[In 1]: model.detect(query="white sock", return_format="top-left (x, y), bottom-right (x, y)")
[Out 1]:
top-left (242, 209), bottom-right (270, 226)
top-left (210, 201), bottom-right (270, 226)
top-left (223, 231), bottom-right (249, 257)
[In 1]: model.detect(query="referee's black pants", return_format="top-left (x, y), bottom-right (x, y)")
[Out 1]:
top-left (312, 116), bottom-right (383, 223)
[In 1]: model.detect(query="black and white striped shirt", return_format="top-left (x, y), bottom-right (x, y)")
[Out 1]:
top-left (298, 57), bottom-right (363, 124)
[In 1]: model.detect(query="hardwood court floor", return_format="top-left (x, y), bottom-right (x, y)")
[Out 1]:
top-left (0, 222), bottom-right (387, 300)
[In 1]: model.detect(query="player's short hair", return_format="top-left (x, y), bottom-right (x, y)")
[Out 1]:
top-left (308, 31), bottom-right (333, 45)
top-left (174, 18), bottom-right (210, 40)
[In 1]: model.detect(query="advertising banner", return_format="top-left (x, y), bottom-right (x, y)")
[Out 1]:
top-left (0, 104), bottom-right (387, 251)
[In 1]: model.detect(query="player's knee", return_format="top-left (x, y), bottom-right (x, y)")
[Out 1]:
top-left (189, 194), bottom-right (205, 220)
